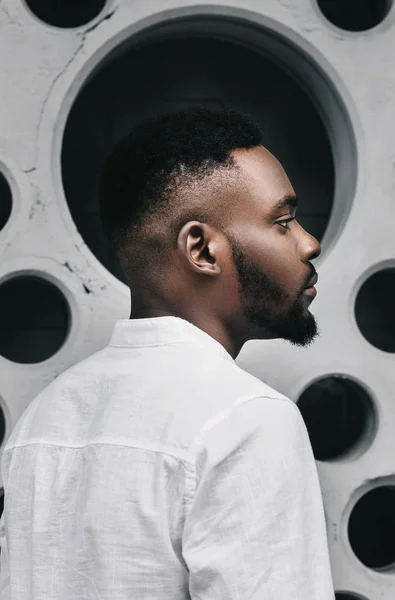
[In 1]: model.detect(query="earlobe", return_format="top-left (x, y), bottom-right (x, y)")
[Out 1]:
top-left (207, 262), bottom-right (222, 275)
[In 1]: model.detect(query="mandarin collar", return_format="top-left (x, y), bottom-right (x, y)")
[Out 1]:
top-left (109, 316), bottom-right (234, 362)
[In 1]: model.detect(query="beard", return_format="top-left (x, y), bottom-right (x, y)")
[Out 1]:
top-left (226, 234), bottom-right (319, 347)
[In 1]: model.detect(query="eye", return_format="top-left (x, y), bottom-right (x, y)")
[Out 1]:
top-left (277, 217), bottom-right (295, 231)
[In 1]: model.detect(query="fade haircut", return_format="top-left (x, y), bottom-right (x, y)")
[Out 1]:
top-left (99, 105), bottom-right (263, 286)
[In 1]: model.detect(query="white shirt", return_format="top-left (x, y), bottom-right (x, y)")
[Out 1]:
top-left (0, 316), bottom-right (334, 599)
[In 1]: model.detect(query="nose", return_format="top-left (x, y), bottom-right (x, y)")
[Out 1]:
top-left (301, 227), bottom-right (321, 262)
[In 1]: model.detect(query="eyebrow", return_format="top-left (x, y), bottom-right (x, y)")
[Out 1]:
top-left (273, 194), bottom-right (298, 212)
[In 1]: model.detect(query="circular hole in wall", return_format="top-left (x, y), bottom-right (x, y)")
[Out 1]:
top-left (355, 268), bottom-right (395, 353)
top-left (62, 15), bottom-right (357, 284)
top-left (24, 0), bottom-right (107, 28)
top-left (296, 375), bottom-right (376, 461)
top-left (0, 275), bottom-right (71, 363)
top-left (0, 405), bottom-right (6, 448)
top-left (348, 485), bottom-right (395, 571)
top-left (335, 594), bottom-right (368, 600)
top-left (317, 0), bottom-right (392, 31)
top-left (0, 172), bottom-right (12, 232)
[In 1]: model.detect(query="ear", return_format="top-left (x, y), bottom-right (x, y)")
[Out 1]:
top-left (177, 221), bottom-right (222, 276)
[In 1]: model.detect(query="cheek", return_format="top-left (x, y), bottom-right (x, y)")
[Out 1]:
top-left (221, 249), bottom-right (243, 298)
top-left (230, 223), bottom-right (303, 290)
top-left (249, 234), bottom-right (301, 290)
top-left (247, 233), bottom-right (285, 271)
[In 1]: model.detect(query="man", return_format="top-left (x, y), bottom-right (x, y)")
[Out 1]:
top-left (0, 106), bottom-right (334, 598)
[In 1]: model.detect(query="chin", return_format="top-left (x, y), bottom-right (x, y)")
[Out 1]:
top-left (277, 310), bottom-right (319, 347)
top-left (288, 334), bottom-right (317, 348)
top-left (290, 321), bottom-right (319, 347)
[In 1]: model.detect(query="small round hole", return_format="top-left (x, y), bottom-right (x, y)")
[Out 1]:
top-left (348, 485), bottom-right (395, 571)
top-left (317, 0), bottom-right (392, 32)
top-left (335, 593), bottom-right (368, 600)
top-left (297, 375), bottom-right (376, 461)
top-left (0, 172), bottom-right (12, 232)
top-left (0, 405), bottom-right (6, 448)
top-left (0, 275), bottom-right (71, 363)
top-left (24, 0), bottom-right (107, 28)
top-left (355, 268), bottom-right (395, 353)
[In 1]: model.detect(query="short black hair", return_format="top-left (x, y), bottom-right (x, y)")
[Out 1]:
top-left (99, 105), bottom-right (263, 281)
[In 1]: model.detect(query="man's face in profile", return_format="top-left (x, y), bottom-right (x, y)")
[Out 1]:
top-left (224, 147), bottom-right (321, 347)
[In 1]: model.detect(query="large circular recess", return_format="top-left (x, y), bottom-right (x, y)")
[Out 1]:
top-left (0, 275), bottom-right (71, 363)
top-left (24, 0), bottom-right (107, 28)
top-left (348, 485), bottom-right (395, 571)
top-left (296, 375), bottom-right (376, 461)
top-left (317, 0), bottom-right (392, 31)
top-left (0, 171), bottom-right (12, 232)
top-left (355, 268), bottom-right (395, 353)
top-left (61, 15), bottom-right (356, 283)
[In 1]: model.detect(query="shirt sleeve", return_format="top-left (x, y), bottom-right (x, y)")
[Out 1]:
top-left (182, 395), bottom-right (335, 600)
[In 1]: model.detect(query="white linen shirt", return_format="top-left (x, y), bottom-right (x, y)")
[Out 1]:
top-left (0, 316), bottom-right (335, 599)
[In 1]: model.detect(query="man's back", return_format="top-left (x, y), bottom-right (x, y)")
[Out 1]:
top-left (0, 317), bottom-right (334, 599)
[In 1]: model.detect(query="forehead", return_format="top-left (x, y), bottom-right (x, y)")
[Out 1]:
top-left (230, 146), bottom-right (295, 217)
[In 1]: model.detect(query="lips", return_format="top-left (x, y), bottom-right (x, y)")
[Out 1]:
top-left (304, 272), bottom-right (318, 289)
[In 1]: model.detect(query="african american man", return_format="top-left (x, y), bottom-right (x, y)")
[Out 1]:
top-left (0, 106), bottom-right (334, 599)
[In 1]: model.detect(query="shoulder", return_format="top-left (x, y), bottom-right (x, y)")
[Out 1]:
top-left (188, 393), bottom-right (307, 491)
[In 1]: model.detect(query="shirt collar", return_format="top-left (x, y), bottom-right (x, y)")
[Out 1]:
top-left (109, 316), bottom-right (234, 362)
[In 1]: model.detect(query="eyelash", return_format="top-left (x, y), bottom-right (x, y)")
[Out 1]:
top-left (277, 217), bottom-right (295, 231)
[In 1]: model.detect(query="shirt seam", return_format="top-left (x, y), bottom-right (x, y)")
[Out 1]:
top-left (183, 393), bottom-right (295, 515)
top-left (4, 439), bottom-right (195, 465)
top-left (189, 393), bottom-right (296, 459)
top-left (5, 394), bottom-right (294, 464)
